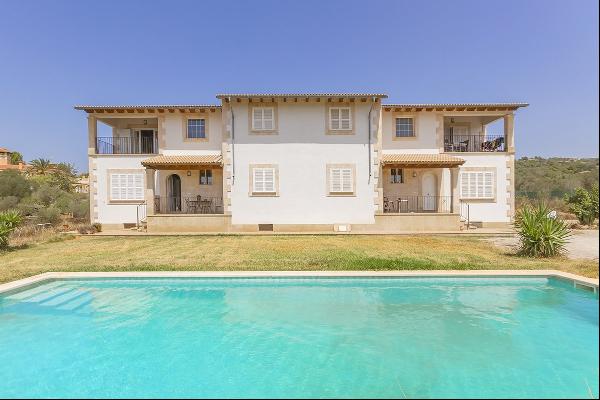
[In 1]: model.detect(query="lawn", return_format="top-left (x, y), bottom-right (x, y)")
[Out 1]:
top-left (0, 234), bottom-right (597, 284)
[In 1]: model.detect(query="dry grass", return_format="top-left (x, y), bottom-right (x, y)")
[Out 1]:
top-left (0, 234), bottom-right (597, 284)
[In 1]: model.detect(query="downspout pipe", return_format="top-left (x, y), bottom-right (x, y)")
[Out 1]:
top-left (368, 97), bottom-right (376, 184)
top-left (229, 97), bottom-right (235, 184)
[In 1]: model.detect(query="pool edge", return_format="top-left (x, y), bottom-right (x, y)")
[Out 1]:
top-left (1, 270), bottom-right (597, 295)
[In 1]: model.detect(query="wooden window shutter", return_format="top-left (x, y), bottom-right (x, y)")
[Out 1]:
top-left (330, 168), bottom-right (353, 193)
top-left (253, 168), bottom-right (275, 193)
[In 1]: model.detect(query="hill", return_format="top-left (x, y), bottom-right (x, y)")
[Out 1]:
top-left (515, 157), bottom-right (599, 201)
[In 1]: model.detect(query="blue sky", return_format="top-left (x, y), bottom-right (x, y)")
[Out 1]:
top-left (0, 0), bottom-right (598, 172)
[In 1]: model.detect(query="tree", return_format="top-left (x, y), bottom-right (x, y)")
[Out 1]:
top-left (53, 162), bottom-right (77, 176)
top-left (564, 185), bottom-right (599, 225)
top-left (50, 162), bottom-right (77, 192)
top-left (9, 151), bottom-right (23, 165)
top-left (29, 158), bottom-right (53, 175)
top-left (0, 170), bottom-right (32, 199)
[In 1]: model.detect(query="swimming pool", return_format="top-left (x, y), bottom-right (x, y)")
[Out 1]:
top-left (0, 276), bottom-right (597, 398)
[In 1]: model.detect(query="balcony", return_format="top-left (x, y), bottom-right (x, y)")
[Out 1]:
top-left (383, 195), bottom-right (452, 213)
top-left (154, 196), bottom-right (224, 214)
top-left (444, 134), bottom-right (505, 153)
top-left (96, 136), bottom-right (158, 155)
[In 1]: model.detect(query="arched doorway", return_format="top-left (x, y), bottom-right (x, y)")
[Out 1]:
top-left (421, 172), bottom-right (437, 211)
top-left (167, 174), bottom-right (181, 212)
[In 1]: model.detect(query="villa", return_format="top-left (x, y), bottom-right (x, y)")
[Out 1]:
top-left (75, 94), bottom-right (527, 232)
top-left (0, 147), bottom-right (28, 172)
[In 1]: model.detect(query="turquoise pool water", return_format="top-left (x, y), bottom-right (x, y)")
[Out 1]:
top-left (0, 277), bottom-right (597, 398)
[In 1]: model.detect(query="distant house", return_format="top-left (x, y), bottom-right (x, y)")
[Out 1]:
top-left (0, 147), bottom-right (28, 171)
top-left (74, 176), bottom-right (90, 193)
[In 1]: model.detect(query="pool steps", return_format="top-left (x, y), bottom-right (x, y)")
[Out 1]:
top-left (1, 270), bottom-right (598, 297)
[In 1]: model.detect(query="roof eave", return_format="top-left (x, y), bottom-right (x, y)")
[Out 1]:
top-left (216, 93), bottom-right (388, 99)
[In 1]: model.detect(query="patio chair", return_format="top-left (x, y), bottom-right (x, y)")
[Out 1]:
top-left (490, 137), bottom-right (504, 151)
top-left (185, 198), bottom-right (198, 214)
top-left (199, 198), bottom-right (212, 214)
top-left (458, 139), bottom-right (469, 152)
top-left (213, 198), bottom-right (224, 214)
top-left (444, 138), bottom-right (454, 152)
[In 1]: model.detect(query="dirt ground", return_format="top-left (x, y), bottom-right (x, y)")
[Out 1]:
top-left (486, 230), bottom-right (599, 260)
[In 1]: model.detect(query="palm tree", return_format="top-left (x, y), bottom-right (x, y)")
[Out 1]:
top-left (29, 158), bottom-right (53, 175)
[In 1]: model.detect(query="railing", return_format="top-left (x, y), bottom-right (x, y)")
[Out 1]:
top-left (460, 201), bottom-right (471, 228)
top-left (96, 136), bottom-right (158, 154)
top-left (136, 202), bottom-right (147, 230)
top-left (444, 134), bottom-right (505, 152)
top-left (383, 195), bottom-right (452, 213)
top-left (154, 196), bottom-right (224, 214)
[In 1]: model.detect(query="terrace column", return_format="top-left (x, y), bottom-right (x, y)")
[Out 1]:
top-left (450, 167), bottom-right (460, 214)
top-left (504, 113), bottom-right (515, 154)
top-left (145, 168), bottom-right (156, 215)
top-left (87, 116), bottom-right (97, 155)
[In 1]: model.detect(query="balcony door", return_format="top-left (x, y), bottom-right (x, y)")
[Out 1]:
top-left (422, 173), bottom-right (437, 211)
top-left (131, 129), bottom-right (156, 154)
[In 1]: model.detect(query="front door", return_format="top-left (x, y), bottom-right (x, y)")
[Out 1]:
top-left (167, 174), bottom-right (181, 212)
top-left (422, 173), bottom-right (437, 211)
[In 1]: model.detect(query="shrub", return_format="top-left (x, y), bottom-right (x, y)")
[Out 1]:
top-left (0, 210), bottom-right (23, 249)
top-left (92, 222), bottom-right (102, 232)
top-left (514, 204), bottom-right (571, 257)
top-left (564, 185), bottom-right (599, 225)
top-left (77, 224), bottom-right (96, 234)
top-left (0, 196), bottom-right (19, 211)
top-left (37, 206), bottom-right (61, 225)
top-left (31, 182), bottom-right (63, 207)
top-left (0, 170), bottom-right (31, 199)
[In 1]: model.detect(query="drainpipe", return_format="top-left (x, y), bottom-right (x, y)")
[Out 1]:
top-left (367, 97), bottom-right (376, 183)
top-left (229, 97), bottom-right (235, 184)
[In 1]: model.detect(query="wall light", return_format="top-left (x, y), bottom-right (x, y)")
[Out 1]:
top-left (187, 171), bottom-right (192, 176)
top-left (412, 171), bottom-right (417, 178)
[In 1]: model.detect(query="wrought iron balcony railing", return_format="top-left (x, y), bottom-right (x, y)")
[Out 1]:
top-left (96, 136), bottom-right (158, 154)
top-left (444, 135), bottom-right (505, 152)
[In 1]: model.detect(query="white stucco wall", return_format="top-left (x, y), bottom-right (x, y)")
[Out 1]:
top-left (162, 111), bottom-right (222, 153)
top-left (458, 154), bottom-right (510, 223)
top-left (227, 102), bottom-right (377, 225)
top-left (381, 111), bottom-right (440, 152)
top-left (92, 156), bottom-right (147, 224)
top-left (88, 103), bottom-right (513, 228)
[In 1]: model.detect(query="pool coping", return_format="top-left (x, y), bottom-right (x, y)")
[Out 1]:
top-left (0, 270), bottom-right (597, 295)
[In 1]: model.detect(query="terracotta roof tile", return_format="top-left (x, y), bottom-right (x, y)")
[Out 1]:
top-left (216, 93), bottom-right (387, 99)
top-left (141, 154), bottom-right (223, 168)
top-left (381, 153), bottom-right (465, 167)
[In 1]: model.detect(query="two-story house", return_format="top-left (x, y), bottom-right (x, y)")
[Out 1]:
top-left (76, 94), bottom-right (527, 232)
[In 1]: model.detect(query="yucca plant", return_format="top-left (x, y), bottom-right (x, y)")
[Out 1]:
top-left (514, 204), bottom-right (571, 257)
top-left (0, 209), bottom-right (23, 249)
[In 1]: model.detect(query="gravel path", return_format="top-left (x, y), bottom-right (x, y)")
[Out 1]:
top-left (486, 230), bottom-right (599, 260)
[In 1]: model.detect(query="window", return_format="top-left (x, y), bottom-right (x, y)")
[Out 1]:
top-left (252, 107), bottom-right (275, 130)
top-left (252, 167), bottom-right (276, 193)
top-left (329, 107), bottom-right (352, 130)
top-left (390, 168), bottom-right (404, 184)
top-left (460, 171), bottom-right (494, 199)
top-left (395, 117), bottom-right (415, 137)
top-left (187, 119), bottom-right (206, 139)
top-left (329, 167), bottom-right (354, 194)
top-left (199, 169), bottom-right (212, 185)
top-left (109, 172), bottom-right (144, 201)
